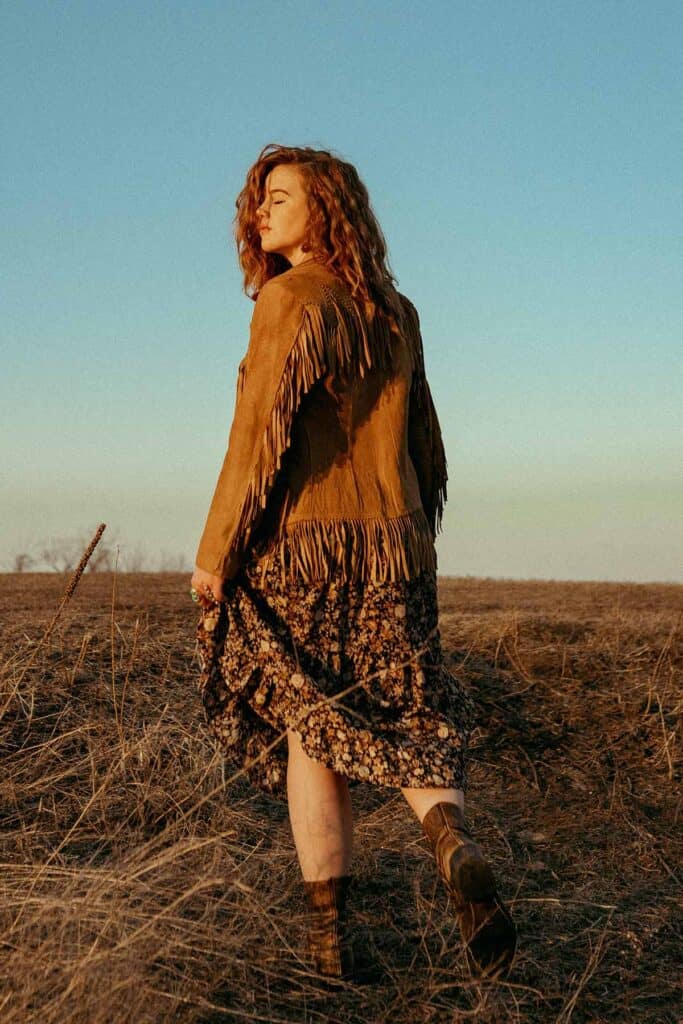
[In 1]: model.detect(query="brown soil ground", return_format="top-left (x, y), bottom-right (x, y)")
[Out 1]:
top-left (0, 571), bottom-right (680, 1023)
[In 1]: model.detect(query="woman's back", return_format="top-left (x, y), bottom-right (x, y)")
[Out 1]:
top-left (194, 258), bottom-right (447, 585)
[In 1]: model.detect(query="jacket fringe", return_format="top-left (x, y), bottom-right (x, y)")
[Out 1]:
top-left (236, 356), bottom-right (247, 398)
top-left (231, 288), bottom-right (401, 562)
top-left (399, 295), bottom-right (449, 535)
top-left (416, 375), bottom-right (448, 534)
top-left (318, 281), bottom-right (398, 381)
top-left (255, 508), bottom-right (438, 585)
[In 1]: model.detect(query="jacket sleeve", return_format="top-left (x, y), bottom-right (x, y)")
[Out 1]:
top-left (194, 278), bottom-right (327, 579)
top-left (402, 297), bottom-right (449, 538)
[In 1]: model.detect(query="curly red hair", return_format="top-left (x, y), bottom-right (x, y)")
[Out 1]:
top-left (233, 142), bottom-right (406, 327)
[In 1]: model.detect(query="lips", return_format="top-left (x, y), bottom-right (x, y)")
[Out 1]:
top-left (259, 226), bottom-right (270, 232)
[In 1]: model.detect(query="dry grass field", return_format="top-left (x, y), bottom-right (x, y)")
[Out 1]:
top-left (1, 570), bottom-right (680, 1023)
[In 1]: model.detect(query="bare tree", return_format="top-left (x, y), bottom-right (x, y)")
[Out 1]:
top-left (13, 531), bottom-right (181, 573)
top-left (84, 527), bottom-right (122, 572)
top-left (120, 542), bottom-right (151, 572)
top-left (86, 543), bottom-right (118, 572)
top-left (157, 550), bottom-right (191, 572)
top-left (37, 528), bottom-right (121, 573)
top-left (40, 537), bottom-right (78, 573)
top-left (12, 553), bottom-right (34, 572)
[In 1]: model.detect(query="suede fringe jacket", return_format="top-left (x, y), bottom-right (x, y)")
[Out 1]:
top-left (195, 258), bottom-right (448, 585)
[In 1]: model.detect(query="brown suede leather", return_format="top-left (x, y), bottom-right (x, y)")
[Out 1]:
top-left (302, 874), bottom-right (355, 980)
top-left (194, 259), bottom-right (448, 583)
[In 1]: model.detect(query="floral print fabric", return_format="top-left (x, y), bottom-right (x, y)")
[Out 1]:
top-left (194, 545), bottom-right (474, 804)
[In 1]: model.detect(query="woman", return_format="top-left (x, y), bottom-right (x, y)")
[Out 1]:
top-left (190, 143), bottom-right (516, 985)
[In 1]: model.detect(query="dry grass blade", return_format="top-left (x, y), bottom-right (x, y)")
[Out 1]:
top-left (6, 524), bottom-right (106, 693)
top-left (555, 914), bottom-right (613, 1024)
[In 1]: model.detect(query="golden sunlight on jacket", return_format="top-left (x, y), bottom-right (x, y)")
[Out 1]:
top-left (195, 260), bottom-right (447, 584)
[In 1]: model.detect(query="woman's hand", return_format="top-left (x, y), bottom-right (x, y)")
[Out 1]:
top-left (190, 566), bottom-right (226, 605)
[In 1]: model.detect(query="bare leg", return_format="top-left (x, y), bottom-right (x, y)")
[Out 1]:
top-left (286, 728), bottom-right (353, 881)
top-left (401, 786), bottom-right (465, 824)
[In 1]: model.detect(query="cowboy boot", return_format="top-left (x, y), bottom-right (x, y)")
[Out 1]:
top-left (302, 874), bottom-right (356, 983)
top-left (421, 801), bottom-right (517, 978)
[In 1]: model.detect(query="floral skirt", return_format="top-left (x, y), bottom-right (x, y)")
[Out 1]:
top-left (194, 544), bottom-right (474, 804)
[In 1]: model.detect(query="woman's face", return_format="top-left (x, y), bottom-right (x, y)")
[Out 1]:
top-left (256, 163), bottom-right (312, 266)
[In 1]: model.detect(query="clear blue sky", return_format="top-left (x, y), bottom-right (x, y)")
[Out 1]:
top-left (2, 1), bottom-right (681, 581)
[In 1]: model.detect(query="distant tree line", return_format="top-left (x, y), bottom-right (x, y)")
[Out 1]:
top-left (7, 529), bottom-right (191, 573)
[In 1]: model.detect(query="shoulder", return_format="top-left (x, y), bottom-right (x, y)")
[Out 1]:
top-left (251, 274), bottom-right (304, 316)
top-left (395, 290), bottom-right (420, 329)
top-left (254, 263), bottom-right (348, 315)
top-left (394, 290), bottom-right (422, 347)
top-left (391, 292), bottom-right (426, 381)
top-left (244, 269), bottom-right (334, 369)
top-left (247, 276), bottom-right (310, 347)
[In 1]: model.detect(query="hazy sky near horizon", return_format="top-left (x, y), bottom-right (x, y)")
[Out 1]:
top-left (2, 1), bottom-right (681, 582)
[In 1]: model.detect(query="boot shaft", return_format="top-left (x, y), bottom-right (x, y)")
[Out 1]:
top-left (420, 800), bottom-right (517, 978)
top-left (302, 874), bottom-right (355, 980)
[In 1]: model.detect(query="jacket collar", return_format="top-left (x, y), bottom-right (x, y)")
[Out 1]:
top-left (277, 257), bottom-right (337, 281)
